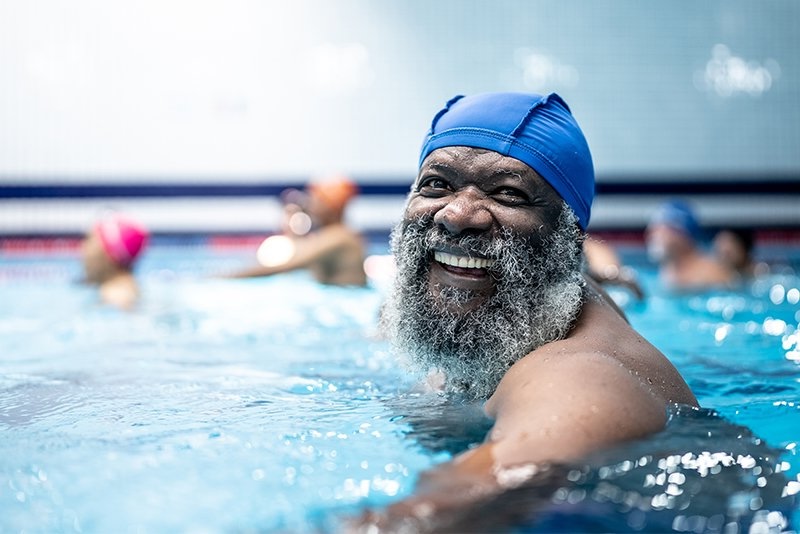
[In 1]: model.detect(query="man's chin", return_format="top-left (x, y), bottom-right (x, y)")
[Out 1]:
top-left (428, 281), bottom-right (493, 315)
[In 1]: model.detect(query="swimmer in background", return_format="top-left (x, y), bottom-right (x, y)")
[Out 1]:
top-left (227, 175), bottom-right (367, 286)
top-left (81, 214), bottom-right (149, 310)
top-left (583, 235), bottom-right (645, 299)
top-left (645, 200), bottom-right (734, 291)
top-left (712, 227), bottom-right (758, 279)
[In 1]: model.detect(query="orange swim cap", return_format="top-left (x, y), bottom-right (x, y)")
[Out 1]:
top-left (306, 175), bottom-right (359, 212)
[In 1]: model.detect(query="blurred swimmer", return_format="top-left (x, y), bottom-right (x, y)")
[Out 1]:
top-left (81, 214), bottom-right (149, 309)
top-left (645, 200), bottom-right (733, 291)
top-left (228, 175), bottom-right (367, 286)
top-left (583, 235), bottom-right (644, 299)
top-left (713, 228), bottom-right (757, 278)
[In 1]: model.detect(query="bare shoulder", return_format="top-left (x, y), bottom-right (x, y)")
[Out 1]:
top-left (563, 284), bottom-right (696, 406)
top-left (696, 254), bottom-right (735, 285)
top-left (483, 346), bottom-right (666, 464)
top-left (488, 345), bottom-right (663, 419)
top-left (100, 275), bottom-right (138, 310)
top-left (482, 286), bottom-right (697, 465)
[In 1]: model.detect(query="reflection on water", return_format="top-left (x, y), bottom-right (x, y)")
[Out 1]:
top-left (385, 391), bottom-right (494, 457)
top-left (439, 406), bottom-right (796, 533)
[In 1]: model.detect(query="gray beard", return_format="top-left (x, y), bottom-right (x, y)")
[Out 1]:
top-left (383, 204), bottom-right (586, 400)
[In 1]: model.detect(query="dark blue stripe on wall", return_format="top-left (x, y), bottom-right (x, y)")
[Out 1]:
top-left (0, 182), bottom-right (413, 198)
top-left (0, 183), bottom-right (297, 199)
top-left (0, 175), bottom-right (797, 198)
top-left (596, 179), bottom-right (800, 195)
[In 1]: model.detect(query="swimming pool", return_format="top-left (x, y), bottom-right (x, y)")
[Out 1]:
top-left (1, 239), bottom-right (798, 532)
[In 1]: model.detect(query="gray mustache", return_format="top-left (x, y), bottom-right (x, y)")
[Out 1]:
top-left (410, 220), bottom-right (513, 260)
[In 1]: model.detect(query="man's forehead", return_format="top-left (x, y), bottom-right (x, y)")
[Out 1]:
top-left (421, 146), bottom-right (541, 178)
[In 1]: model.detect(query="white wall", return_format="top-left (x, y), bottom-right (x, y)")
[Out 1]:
top-left (1, 0), bottom-right (798, 182)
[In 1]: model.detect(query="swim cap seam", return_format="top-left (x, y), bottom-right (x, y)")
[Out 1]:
top-left (428, 95), bottom-right (465, 135)
top-left (510, 94), bottom-right (550, 138)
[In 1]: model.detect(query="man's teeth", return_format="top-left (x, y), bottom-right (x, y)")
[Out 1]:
top-left (433, 251), bottom-right (495, 269)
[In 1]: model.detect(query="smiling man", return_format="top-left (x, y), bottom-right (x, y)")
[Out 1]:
top-left (372, 92), bottom-right (698, 530)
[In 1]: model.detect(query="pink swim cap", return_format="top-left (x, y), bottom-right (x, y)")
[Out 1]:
top-left (95, 215), bottom-right (149, 267)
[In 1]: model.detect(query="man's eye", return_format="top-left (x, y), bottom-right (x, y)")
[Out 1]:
top-left (494, 187), bottom-right (529, 204)
top-left (418, 178), bottom-right (450, 191)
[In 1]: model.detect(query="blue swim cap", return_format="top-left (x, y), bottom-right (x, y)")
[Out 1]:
top-left (419, 92), bottom-right (595, 230)
top-left (648, 200), bottom-right (700, 239)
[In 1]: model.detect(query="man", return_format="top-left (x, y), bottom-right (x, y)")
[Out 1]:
top-left (369, 93), bottom-right (697, 530)
top-left (228, 175), bottom-right (367, 286)
top-left (81, 213), bottom-right (149, 310)
top-left (646, 200), bottom-right (734, 291)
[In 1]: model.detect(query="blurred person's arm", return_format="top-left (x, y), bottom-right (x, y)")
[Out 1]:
top-left (225, 225), bottom-right (355, 279)
top-left (583, 236), bottom-right (644, 300)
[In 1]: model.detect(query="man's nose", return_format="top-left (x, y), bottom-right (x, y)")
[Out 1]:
top-left (433, 187), bottom-right (493, 236)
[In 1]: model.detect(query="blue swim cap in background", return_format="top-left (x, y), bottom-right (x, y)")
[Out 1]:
top-left (648, 200), bottom-right (701, 239)
top-left (419, 92), bottom-right (595, 230)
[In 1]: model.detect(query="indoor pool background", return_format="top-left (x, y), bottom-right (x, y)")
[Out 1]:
top-left (1, 240), bottom-right (798, 533)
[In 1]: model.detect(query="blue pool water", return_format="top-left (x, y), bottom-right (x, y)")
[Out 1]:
top-left (0, 242), bottom-right (798, 532)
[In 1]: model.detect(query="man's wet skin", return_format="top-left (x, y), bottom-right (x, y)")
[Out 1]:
top-left (416, 148), bottom-right (563, 305)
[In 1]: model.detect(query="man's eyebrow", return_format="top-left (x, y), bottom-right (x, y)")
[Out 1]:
top-left (424, 162), bottom-right (458, 177)
top-left (489, 168), bottom-right (525, 181)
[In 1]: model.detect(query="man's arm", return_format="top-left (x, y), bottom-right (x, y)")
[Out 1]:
top-left (358, 351), bottom-right (666, 531)
top-left (483, 350), bottom-right (665, 465)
